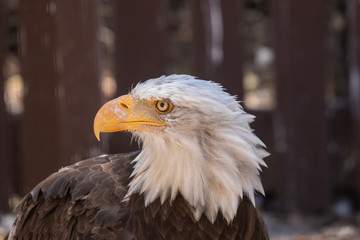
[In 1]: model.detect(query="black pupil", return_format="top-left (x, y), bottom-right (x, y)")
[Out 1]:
top-left (160, 102), bottom-right (165, 108)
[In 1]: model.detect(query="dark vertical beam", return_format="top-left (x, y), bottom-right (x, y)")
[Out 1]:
top-left (272, 0), bottom-right (330, 212)
top-left (19, 0), bottom-right (61, 194)
top-left (219, 0), bottom-right (243, 97)
top-left (18, 0), bottom-right (100, 194)
top-left (348, 0), bottom-right (360, 198)
top-left (111, 0), bottom-right (167, 153)
top-left (190, 0), bottom-right (243, 97)
top-left (0, 0), bottom-right (5, 211)
top-left (114, 0), bottom-right (167, 87)
top-left (0, 0), bottom-right (11, 211)
top-left (190, 0), bottom-right (207, 78)
top-left (54, 0), bottom-right (101, 163)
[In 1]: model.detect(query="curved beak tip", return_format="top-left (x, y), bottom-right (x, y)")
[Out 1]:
top-left (93, 96), bottom-right (128, 141)
top-left (95, 131), bottom-right (101, 142)
top-left (94, 118), bottom-right (102, 141)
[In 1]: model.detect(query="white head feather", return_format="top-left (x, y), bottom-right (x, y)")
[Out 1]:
top-left (126, 74), bottom-right (268, 223)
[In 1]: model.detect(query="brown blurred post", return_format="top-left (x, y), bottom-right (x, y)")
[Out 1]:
top-left (111, 0), bottom-right (167, 153)
top-left (0, 0), bottom-right (11, 211)
top-left (272, 0), bottom-right (330, 211)
top-left (190, 0), bottom-right (243, 98)
top-left (18, 0), bottom-right (100, 194)
top-left (0, 0), bottom-right (4, 210)
top-left (348, 0), bottom-right (360, 199)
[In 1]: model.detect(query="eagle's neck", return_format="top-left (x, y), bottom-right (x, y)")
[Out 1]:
top-left (126, 128), bottom-right (266, 223)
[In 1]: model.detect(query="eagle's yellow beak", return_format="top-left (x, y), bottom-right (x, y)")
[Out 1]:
top-left (94, 94), bottom-right (166, 141)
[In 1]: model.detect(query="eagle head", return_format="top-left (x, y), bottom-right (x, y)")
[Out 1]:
top-left (94, 74), bottom-right (268, 223)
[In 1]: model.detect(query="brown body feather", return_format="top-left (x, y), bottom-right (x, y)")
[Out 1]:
top-left (10, 152), bottom-right (268, 240)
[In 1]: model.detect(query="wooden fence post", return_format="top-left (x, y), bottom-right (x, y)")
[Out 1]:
top-left (190, 0), bottom-right (243, 97)
top-left (348, 0), bottom-right (360, 200)
top-left (18, 0), bottom-right (100, 194)
top-left (272, 0), bottom-right (330, 212)
top-left (0, 0), bottom-right (11, 212)
top-left (110, 0), bottom-right (167, 153)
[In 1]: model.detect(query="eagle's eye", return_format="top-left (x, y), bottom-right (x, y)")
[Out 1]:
top-left (155, 100), bottom-right (172, 113)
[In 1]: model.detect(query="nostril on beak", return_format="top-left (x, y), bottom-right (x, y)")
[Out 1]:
top-left (120, 103), bottom-right (129, 109)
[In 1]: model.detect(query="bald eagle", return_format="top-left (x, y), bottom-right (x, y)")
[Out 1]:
top-left (9, 75), bottom-right (269, 240)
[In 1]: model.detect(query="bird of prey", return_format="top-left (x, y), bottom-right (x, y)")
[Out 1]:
top-left (9, 75), bottom-right (269, 240)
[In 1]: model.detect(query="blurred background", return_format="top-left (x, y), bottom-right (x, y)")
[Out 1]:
top-left (0, 0), bottom-right (360, 239)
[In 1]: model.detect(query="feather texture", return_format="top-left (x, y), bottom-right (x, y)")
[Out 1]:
top-left (9, 152), bottom-right (268, 240)
top-left (128, 75), bottom-right (268, 222)
top-left (9, 152), bottom-right (138, 239)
